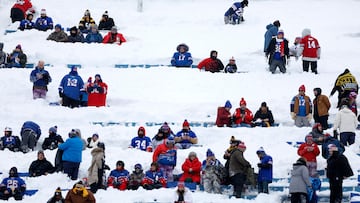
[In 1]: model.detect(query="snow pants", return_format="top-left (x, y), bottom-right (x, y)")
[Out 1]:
top-left (21, 129), bottom-right (37, 153)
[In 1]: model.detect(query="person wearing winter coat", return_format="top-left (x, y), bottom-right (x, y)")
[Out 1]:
top-left (20, 121), bottom-right (41, 153)
top-left (264, 20), bottom-right (281, 52)
top-left (10, 0), bottom-right (34, 23)
top-left (152, 136), bottom-right (177, 181)
top-left (233, 98), bottom-right (254, 127)
top-left (141, 162), bottom-right (167, 190)
top-left (86, 133), bottom-right (100, 149)
top-left (85, 25), bottom-right (103, 43)
top-left (102, 26), bottom-right (126, 45)
top-left (47, 24), bottom-right (68, 42)
top-left (228, 142), bottom-right (251, 198)
top-left (253, 102), bottom-right (275, 127)
top-left (297, 135), bottom-right (320, 177)
top-left (65, 181), bottom-right (96, 203)
top-left (197, 50), bottom-right (224, 73)
top-left (151, 122), bottom-right (174, 150)
top-left (326, 144), bottom-right (354, 203)
top-left (47, 187), bottom-right (65, 203)
top-left (256, 147), bottom-right (273, 194)
top-left (0, 127), bottom-right (21, 152)
top-left (78, 9), bottom-right (96, 33)
top-left (88, 142), bottom-right (107, 193)
top-left (349, 91), bottom-right (358, 115)
top-left (19, 12), bottom-right (34, 30)
top-left (298, 28), bottom-right (321, 74)
top-left (59, 66), bottom-right (85, 108)
top-left (179, 152), bottom-right (201, 184)
top-left (67, 26), bottom-right (84, 43)
top-left (170, 43), bottom-right (193, 67)
top-left (175, 120), bottom-right (198, 149)
top-left (0, 43), bottom-right (7, 68)
top-left (333, 98), bottom-right (357, 146)
top-left (321, 134), bottom-right (345, 159)
top-left (330, 68), bottom-right (359, 108)
top-left (290, 84), bottom-right (312, 127)
top-left (202, 149), bottom-right (224, 194)
top-left (58, 129), bottom-right (83, 180)
top-left (309, 123), bottom-right (326, 145)
top-left (289, 37), bottom-right (301, 57)
top-left (7, 44), bottom-right (27, 68)
top-left (107, 160), bottom-right (129, 190)
top-left (173, 182), bottom-right (193, 203)
top-left (128, 164), bottom-right (145, 190)
top-left (289, 158), bottom-right (312, 203)
top-left (313, 87), bottom-right (331, 129)
top-left (129, 126), bottom-right (152, 152)
top-left (224, 57), bottom-right (237, 73)
top-left (42, 126), bottom-right (64, 150)
top-left (266, 29), bottom-right (289, 74)
top-left (35, 9), bottom-right (53, 31)
top-left (87, 74), bottom-right (108, 107)
top-left (30, 60), bottom-right (52, 99)
top-left (29, 150), bottom-right (55, 177)
top-left (216, 100), bottom-right (233, 127)
top-left (224, 0), bottom-right (248, 24)
top-left (98, 11), bottom-right (115, 31)
top-left (0, 167), bottom-right (26, 201)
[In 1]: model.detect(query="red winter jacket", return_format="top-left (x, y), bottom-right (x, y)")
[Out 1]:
top-left (152, 143), bottom-right (176, 163)
top-left (297, 142), bottom-right (320, 162)
top-left (216, 107), bottom-right (231, 127)
top-left (12, 0), bottom-right (33, 18)
top-left (197, 58), bottom-right (224, 73)
top-left (179, 157), bottom-right (201, 183)
top-left (233, 108), bottom-right (253, 125)
top-left (103, 32), bottom-right (126, 45)
top-left (87, 81), bottom-right (108, 107)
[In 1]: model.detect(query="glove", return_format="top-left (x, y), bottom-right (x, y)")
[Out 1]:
top-left (59, 91), bottom-right (63, 98)
top-left (306, 114), bottom-right (312, 122)
top-left (257, 163), bottom-right (262, 168)
top-left (290, 112), bottom-right (296, 120)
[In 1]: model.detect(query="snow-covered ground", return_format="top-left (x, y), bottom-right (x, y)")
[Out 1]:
top-left (0, 0), bottom-right (360, 202)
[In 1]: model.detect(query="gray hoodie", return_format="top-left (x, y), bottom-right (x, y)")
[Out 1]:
top-left (289, 161), bottom-right (311, 194)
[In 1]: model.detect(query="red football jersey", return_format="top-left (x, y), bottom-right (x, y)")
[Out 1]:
top-left (300, 35), bottom-right (320, 58)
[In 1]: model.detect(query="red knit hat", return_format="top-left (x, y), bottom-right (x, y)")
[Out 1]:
top-left (240, 98), bottom-right (246, 106)
top-left (299, 85), bottom-right (306, 92)
top-left (238, 142), bottom-right (246, 149)
top-left (182, 120), bottom-right (190, 128)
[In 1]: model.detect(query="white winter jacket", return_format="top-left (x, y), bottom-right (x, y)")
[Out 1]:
top-left (333, 106), bottom-right (357, 133)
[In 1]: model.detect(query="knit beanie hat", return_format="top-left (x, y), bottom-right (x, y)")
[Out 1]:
top-left (206, 149), bottom-right (214, 157)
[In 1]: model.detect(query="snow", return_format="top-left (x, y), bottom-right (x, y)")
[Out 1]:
top-left (0, 0), bottom-right (360, 202)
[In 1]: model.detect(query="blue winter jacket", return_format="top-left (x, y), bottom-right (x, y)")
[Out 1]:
top-left (30, 67), bottom-right (51, 87)
top-left (108, 169), bottom-right (130, 182)
top-left (258, 154), bottom-right (273, 182)
top-left (224, 2), bottom-right (243, 17)
top-left (264, 24), bottom-right (278, 52)
top-left (58, 136), bottom-right (83, 163)
top-left (21, 121), bottom-right (41, 139)
top-left (85, 32), bottom-right (103, 43)
top-left (175, 130), bottom-right (197, 144)
top-left (59, 71), bottom-right (84, 100)
top-left (35, 16), bottom-right (53, 31)
top-left (19, 19), bottom-right (34, 30)
top-left (171, 52), bottom-right (193, 67)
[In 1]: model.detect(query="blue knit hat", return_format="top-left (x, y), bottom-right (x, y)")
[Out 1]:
top-left (225, 100), bottom-right (232, 108)
top-left (49, 126), bottom-right (57, 134)
top-left (206, 149), bottom-right (214, 157)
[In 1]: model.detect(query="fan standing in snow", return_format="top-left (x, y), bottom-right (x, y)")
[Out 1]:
top-left (297, 28), bottom-right (321, 74)
top-left (78, 9), bottom-right (96, 34)
top-left (290, 85), bottom-right (312, 127)
top-left (256, 147), bottom-right (273, 194)
top-left (216, 100), bottom-right (233, 127)
top-left (224, 0), bottom-right (248, 25)
top-left (28, 150), bottom-right (55, 177)
top-left (197, 50), bottom-right (224, 73)
top-left (102, 26), bottom-right (126, 45)
top-left (0, 127), bottom-right (21, 152)
top-left (289, 158), bottom-right (311, 203)
top-left (0, 167), bottom-right (26, 201)
top-left (252, 102), bottom-right (275, 127)
top-left (98, 11), bottom-right (115, 31)
top-left (152, 136), bottom-right (177, 181)
top-left (30, 60), bottom-right (52, 99)
top-left (264, 20), bottom-right (281, 53)
top-left (265, 29), bottom-right (289, 74)
top-left (312, 87), bottom-right (331, 130)
top-left (174, 120), bottom-right (198, 149)
top-left (330, 68), bottom-right (358, 108)
top-left (129, 126), bottom-right (153, 152)
top-left (58, 66), bottom-right (85, 108)
top-left (34, 9), bottom-right (53, 31)
top-left (107, 160), bottom-right (130, 191)
top-left (170, 43), bottom-right (193, 67)
top-left (88, 142), bottom-right (108, 193)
